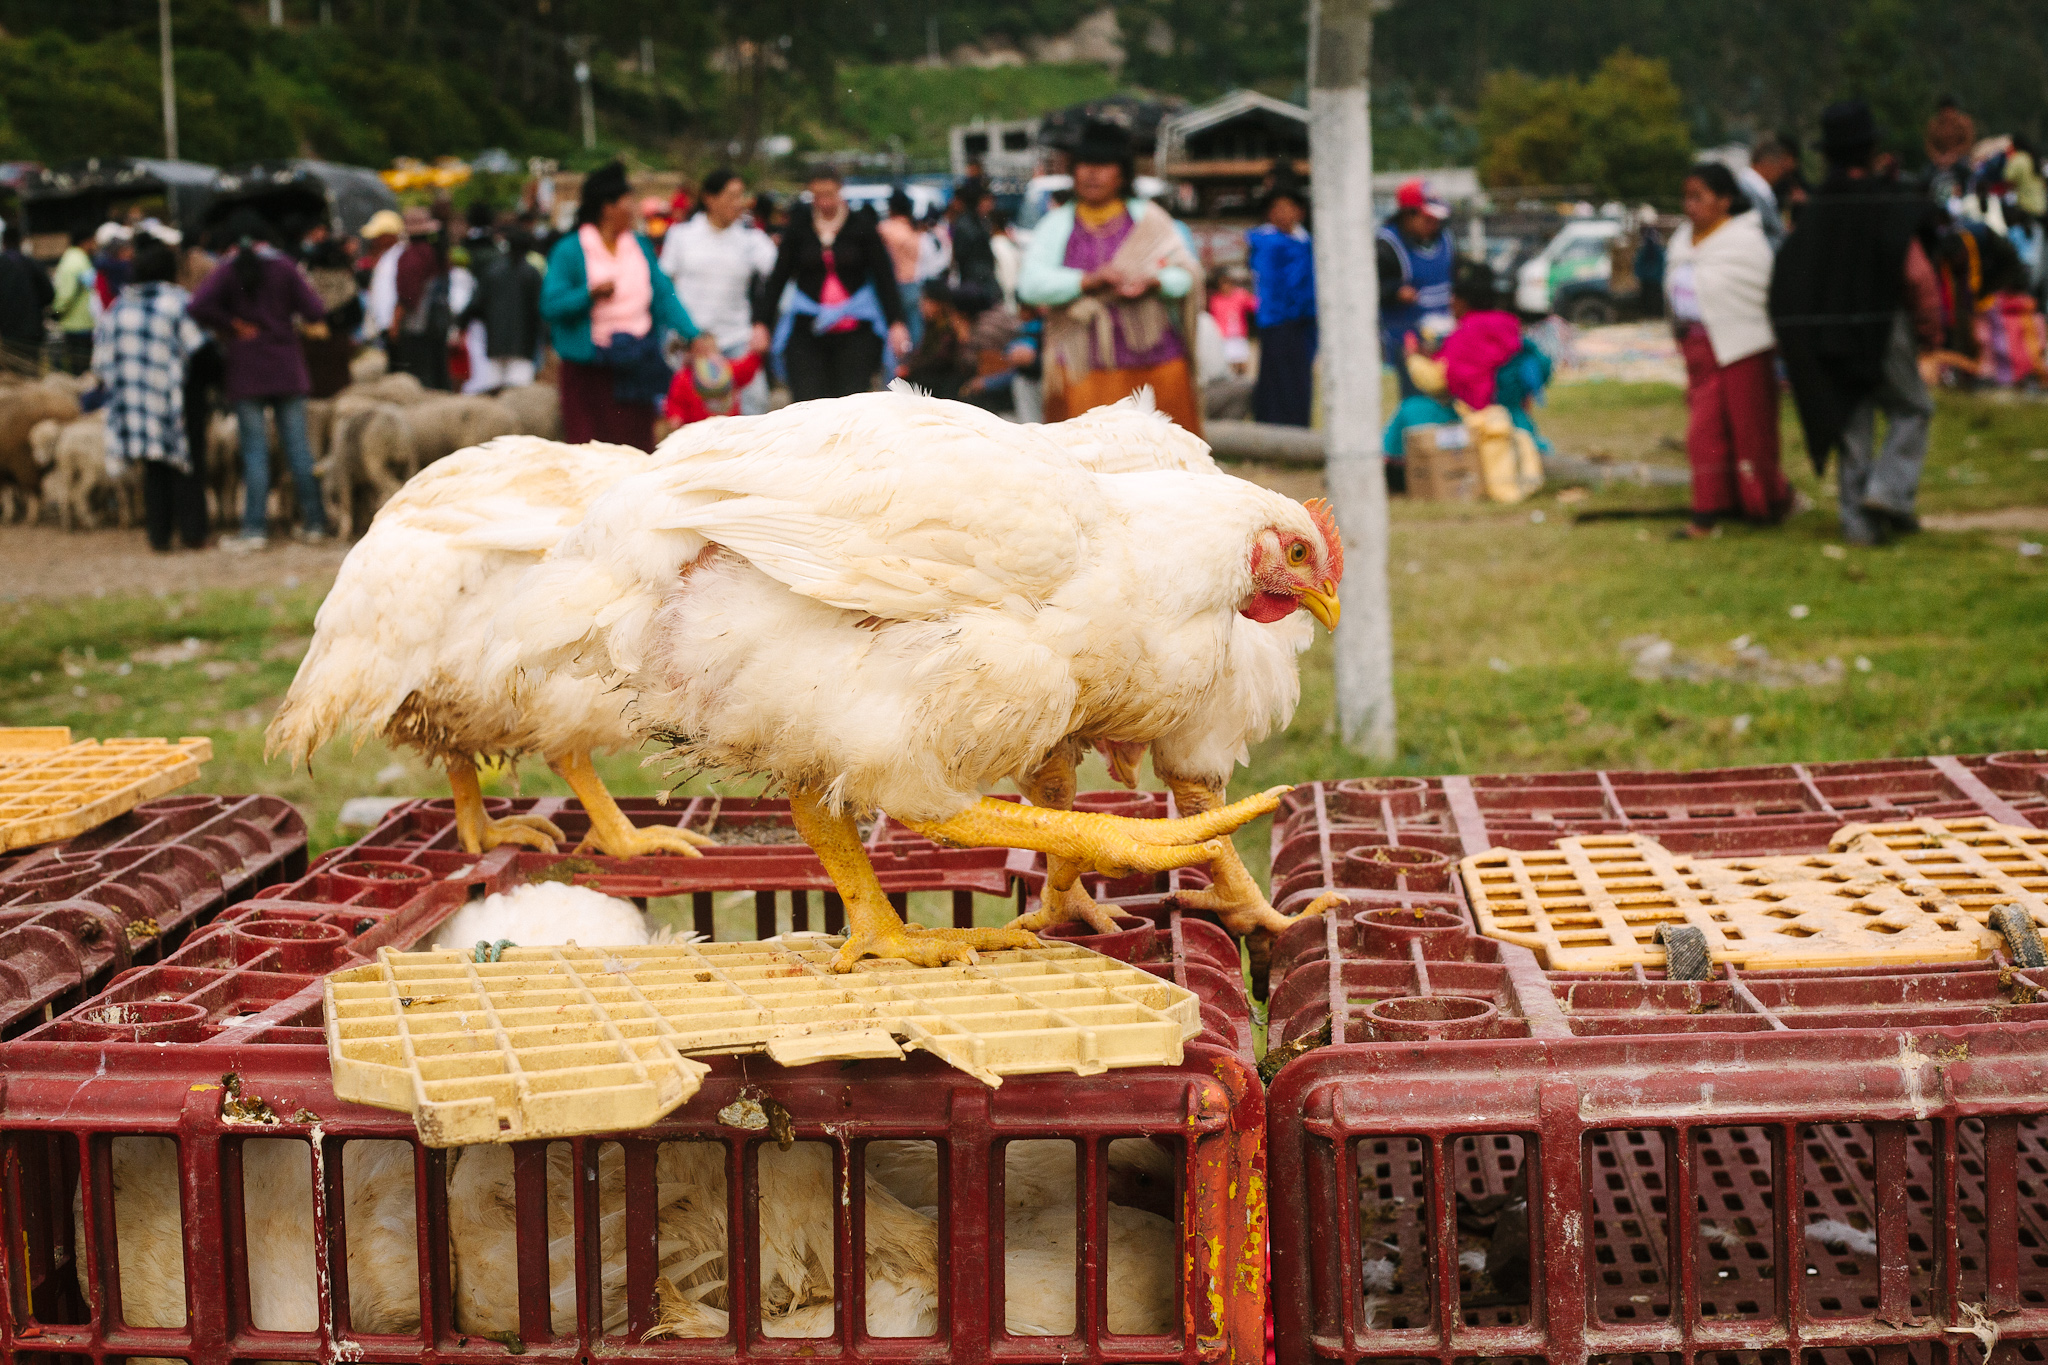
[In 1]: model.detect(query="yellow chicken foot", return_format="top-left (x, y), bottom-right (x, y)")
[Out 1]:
top-left (1160, 776), bottom-right (1344, 936)
top-left (904, 788), bottom-right (1285, 879)
top-left (788, 787), bottom-right (1040, 972)
top-left (447, 758), bottom-right (562, 854)
top-left (1009, 746), bottom-right (1123, 934)
top-left (549, 750), bottom-right (718, 858)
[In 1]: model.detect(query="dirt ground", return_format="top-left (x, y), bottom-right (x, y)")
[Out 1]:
top-left (0, 525), bottom-right (350, 601)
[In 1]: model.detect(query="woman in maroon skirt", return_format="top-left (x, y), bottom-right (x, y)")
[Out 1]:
top-left (1666, 162), bottom-right (1790, 538)
top-left (541, 162), bottom-right (701, 449)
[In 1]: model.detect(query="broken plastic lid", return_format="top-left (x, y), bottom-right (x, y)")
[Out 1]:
top-left (324, 937), bottom-right (1202, 1145)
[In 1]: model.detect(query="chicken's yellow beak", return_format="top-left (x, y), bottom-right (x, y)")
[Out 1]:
top-left (1301, 581), bottom-right (1341, 632)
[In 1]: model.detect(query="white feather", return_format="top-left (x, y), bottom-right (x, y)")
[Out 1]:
top-left (1803, 1218), bottom-right (1877, 1257)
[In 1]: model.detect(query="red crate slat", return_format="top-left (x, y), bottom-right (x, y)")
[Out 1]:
top-left (0, 795), bottom-right (308, 1037)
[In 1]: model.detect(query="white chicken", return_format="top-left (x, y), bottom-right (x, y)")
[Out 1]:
top-left (994, 392), bottom-right (1344, 937)
top-left (73, 883), bottom-right (666, 1351)
top-left (860, 1136), bottom-right (1180, 1337)
top-left (266, 437), bottom-right (717, 859)
top-left (427, 881), bottom-right (656, 954)
top-left (496, 390), bottom-right (1340, 969)
top-left (74, 1134), bottom-right (422, 1358)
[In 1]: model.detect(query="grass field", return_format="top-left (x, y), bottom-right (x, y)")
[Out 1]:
top-left (3, 381), bottom-right (2043, 889)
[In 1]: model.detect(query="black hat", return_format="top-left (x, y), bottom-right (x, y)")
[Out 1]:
top-left (1070, 118), bottom-right (1134, 166)
top-left (1820, 100), bottom-right (1878, 166)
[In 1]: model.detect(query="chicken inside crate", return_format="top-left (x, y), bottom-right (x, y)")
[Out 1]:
top-left (1268, 1027), bottom-right (2048, 1365)
top-left (1, 1041), bottom-right (1264, 1364)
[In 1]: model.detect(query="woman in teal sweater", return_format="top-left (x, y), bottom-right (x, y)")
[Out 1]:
top-left (542, 161), bottom-right (698, 450)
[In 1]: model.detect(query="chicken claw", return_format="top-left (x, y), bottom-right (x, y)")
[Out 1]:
top-left (1161, 777), bottom-right (1333, 936)
top-left (448, 759), bottom-right (563, 853)
top-left (788, 785), bottom-right (1045, 973)
top-left (550, 751), bottom-right (718, 859)
top-left (831, 922), bottom-right (1043, 972)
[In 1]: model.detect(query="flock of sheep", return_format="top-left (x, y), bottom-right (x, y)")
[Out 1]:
top-left (0, 355), bottom-right (562, 538)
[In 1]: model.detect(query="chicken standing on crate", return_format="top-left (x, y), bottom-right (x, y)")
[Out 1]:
top-left (999, 394), bottom-right (1346, 938)
top-left (265, 437), bottom-right (719, 859)
top-left (496, 388), bottom-right (1342, 970)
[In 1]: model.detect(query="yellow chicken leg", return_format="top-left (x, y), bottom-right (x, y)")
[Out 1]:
top-left (1160, 776), bottom-right (1344, 936)
top-left (904, 789), bottom-right (1284, 875)
top-left (447, 757), bottom-right (563, 854)
top-left (1009, 746), bottom-right (1124, 935)
top-left (788, 787), bottom-right (1041, 972)
top-left (549, 751), bottom-right (718, 858)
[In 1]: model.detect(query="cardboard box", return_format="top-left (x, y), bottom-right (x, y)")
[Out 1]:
top-left (1402, 421), bottom-right (1481, 501)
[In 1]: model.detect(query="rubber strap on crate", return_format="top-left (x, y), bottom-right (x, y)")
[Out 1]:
top-left (325, 938), bottom-right (1202, 1145)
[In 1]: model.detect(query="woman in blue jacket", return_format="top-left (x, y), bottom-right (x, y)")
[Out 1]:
top-left (1245, 174), bottom-right (1317, 426)
top-left (541, 161), bottom-right (699, 451)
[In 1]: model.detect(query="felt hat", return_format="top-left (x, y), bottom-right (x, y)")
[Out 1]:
top-left (1070, 118), bottom-right (1134, 166)
top-left (1821, 100), bottom-right (1878, 164)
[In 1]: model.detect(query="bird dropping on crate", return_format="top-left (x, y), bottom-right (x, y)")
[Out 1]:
top-left (324, 937), bottom-right (1203, 1144)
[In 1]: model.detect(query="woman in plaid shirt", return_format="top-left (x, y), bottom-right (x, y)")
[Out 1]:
top-left (94, 235), bottom-right (209, 551)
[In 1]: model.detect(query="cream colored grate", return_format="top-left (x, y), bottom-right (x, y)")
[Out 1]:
top-left (1462, 831), bottom-right (1998, 972)
top-left (325, 938), bottom-right (1201, 1145)
top-left (0, 727), bottom-right (213, 851)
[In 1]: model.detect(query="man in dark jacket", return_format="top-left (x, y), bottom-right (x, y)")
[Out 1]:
top-left (0, 222), bottom-right (53, 374)
top-left (943, 179), bottom-right (999, 310)
top-left (1769, 100), bottom-right (1943, 546)
top-left (389, 205), bottom-right (450, 390)
top-left (756, 165), bottom-right (909, 401)
top-left (461, 224), bottom-right (543, 390)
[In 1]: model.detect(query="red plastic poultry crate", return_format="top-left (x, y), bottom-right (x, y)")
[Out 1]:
top-left (0, 794), bottom-right (308, 1038)
top-left (1264, 900), bottom-right (2048, 1048)
top-left (0, 898), bottom-right (1267, 1365)
top-left (1273, 755), bottom-right (2048, 875)
top-left (1266, 1022), bottom-right (2048, 1365)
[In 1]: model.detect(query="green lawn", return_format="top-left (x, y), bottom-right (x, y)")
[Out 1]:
top-left (3, 382), bottom-right (2043, 884)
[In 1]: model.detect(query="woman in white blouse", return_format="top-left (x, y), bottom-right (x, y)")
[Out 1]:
top-left (1666, 162), bottom-right (1792, 538)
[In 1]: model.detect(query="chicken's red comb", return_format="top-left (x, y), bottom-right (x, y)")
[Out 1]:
top-left (1304, 497), bottom-right (1345, 584)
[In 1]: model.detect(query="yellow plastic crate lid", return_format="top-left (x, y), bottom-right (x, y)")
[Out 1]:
top-left (1828, 816), bottom-right (2048, 923)
top-left (1461, 832), bottom-right (1995, 972)
top-left (0, 727), bottom-right (213, 852)
top-left (324, 938), bottom-right (1202, 1146)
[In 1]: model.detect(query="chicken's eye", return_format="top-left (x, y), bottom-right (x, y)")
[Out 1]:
top-left (1287, 542), bottom-right (1308, 565)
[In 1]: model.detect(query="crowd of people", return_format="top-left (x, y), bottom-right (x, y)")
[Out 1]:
top-left (0, 110), bottom-right (1338, 553)
top-left (11, 89), bottom-right (2035, 554)
top-left (1658, 95), bottom-right (2048, 545)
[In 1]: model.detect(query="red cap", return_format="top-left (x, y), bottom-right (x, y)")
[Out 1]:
top-left (1396, 177), bottom-right (1451, 219)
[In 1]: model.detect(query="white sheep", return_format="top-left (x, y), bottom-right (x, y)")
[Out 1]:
top-left (31, 412), bottom-right (132, 532)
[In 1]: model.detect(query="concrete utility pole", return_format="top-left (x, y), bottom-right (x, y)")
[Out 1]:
top-left (574, 60), bottom-right (596, 150)
top-left (158, 0), bottom-right (179, 160)
top-left (268, 0), bottom-right (283, 26)
top-left (1308, 0), bottom-right (1395, 761)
